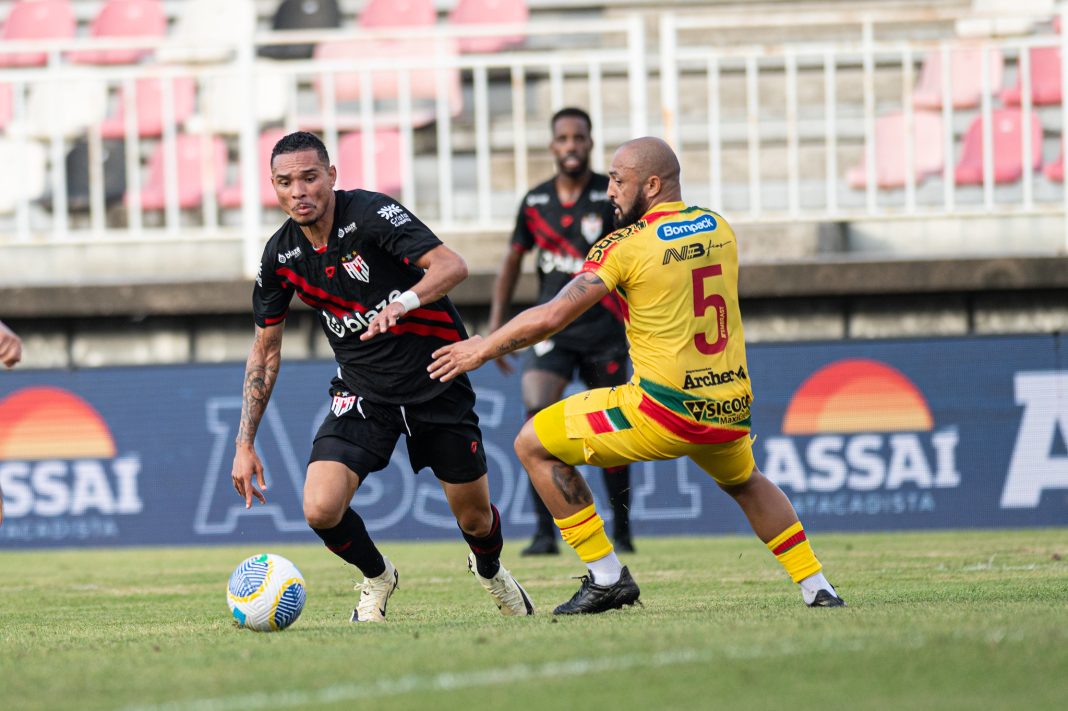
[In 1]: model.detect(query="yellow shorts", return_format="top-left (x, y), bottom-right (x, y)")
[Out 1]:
top-left (531, 382), bottom-right (755, 487)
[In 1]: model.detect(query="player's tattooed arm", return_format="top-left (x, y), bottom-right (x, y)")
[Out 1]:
top-left (236, 324), bottom-right (283, 446)
top-left (561, 272), bottom-right (605, 305)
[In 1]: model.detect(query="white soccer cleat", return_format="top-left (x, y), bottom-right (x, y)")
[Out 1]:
top-left (467, 552), bottom-right (535, 616)
top-left (351, 556), bottom-right (399, 623)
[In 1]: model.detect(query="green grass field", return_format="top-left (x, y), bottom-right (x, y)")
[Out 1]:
top-left (2, 529), bottom-right (1067, 711)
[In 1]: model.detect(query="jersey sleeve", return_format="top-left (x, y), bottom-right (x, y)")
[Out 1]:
top-left (510, 198), bottom-right (535, 253)
top-left (252, 242), bottom-right (294, 327)
top-left (580, 228), bottom-right (631, 292)
top-left (364, 194), bottom-right (442, 263)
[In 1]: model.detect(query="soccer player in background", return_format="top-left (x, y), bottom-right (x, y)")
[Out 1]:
top-left (0, 320), bottom-right (22, 368)
top-left (230, 131), bottom-right (534, 622)
top-left (429, 137), bottom-right (846, 614)
top-left (490, 107), bottom-right (635, 556)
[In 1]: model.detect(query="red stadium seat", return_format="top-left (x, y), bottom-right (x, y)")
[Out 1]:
top-left (1043, 148), bottom-right (1064, 181)
top-left (848, 111), bottom-right (944, 189)
top-left (449, 0), bottom-right (529, 54)
top-left (954, 109), bottom-right (1043, 185)
top-left (100, 77), bottom-right (198, 139)
top-left (1001, 46), bottom-right (1062, 106)
top-left (218, 127), bottom-right (288, 208)
top-left (136, 134), bottom-right (228, 210)
top-left (913, 45), bottom-right (1005, 110)
top-left (68, 0), bottom-right (167, 65)
top-left (0, 0), bottom-right (77, 68)
top-left (336, 129), bottom-right (404, 195)
top-left (359, 0), bottom-right (436, 28)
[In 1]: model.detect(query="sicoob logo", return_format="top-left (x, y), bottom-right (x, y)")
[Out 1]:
top-left (0, 387), bottom-right (143, 541)
top-left (762, 359), bottom-right (960, 517)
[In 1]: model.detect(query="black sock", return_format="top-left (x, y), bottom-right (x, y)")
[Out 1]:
top-left (311, 507), bottom-right (385, 578)
top-left (461, 504), bottom-right (503, 579)
top-left (603, 465), bottom-right (631, 540)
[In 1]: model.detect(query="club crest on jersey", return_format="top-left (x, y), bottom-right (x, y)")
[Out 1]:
top-left (341, 250), bottom-right (370, 282)
top-left (581, 213), bottom-right (604, 243)
top-left (331, 392), bottom-right (357, 417)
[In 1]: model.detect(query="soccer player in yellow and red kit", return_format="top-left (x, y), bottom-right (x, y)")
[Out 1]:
top-left (429, 136), bottom-right (845, 614)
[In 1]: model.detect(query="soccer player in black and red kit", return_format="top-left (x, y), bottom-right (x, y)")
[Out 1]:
top-left (230, 132), bottom-right (534, 621)
top-left (489, 108), bottom-right (635, 555)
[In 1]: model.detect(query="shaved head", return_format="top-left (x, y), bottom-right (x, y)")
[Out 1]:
top-left (606, 137), bottom-right (683, 228)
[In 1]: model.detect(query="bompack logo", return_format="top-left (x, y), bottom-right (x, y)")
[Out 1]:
top-left (761, 359), bottom-right (960, 517)
top-left (0, 387), bottom-right (143, 542)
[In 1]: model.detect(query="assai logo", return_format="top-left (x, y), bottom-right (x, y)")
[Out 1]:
top-left (0, 387), bottom-right (143, 542)
top-left (656, 214), bottom-right (717, 241)
top-left (761, 359), bottom-right (960, 517)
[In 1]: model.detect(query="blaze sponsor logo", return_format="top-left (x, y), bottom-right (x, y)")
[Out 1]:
top-left (656, 214), bottom-right (717, 241)
top-left (525, 192), bottom-right (550, 206)
top-left (331, 392), bottom-right (357, 417)
top-left (762, 359), bottom-right (960, 517)
top-left (337, 222), bottom-right (357, 239)
top-left (321, 290), bottom-right (401, 338)
top-left (277, 246), bottom-right (302, 264)
top-left (683, 365), bottom-right (747, 390)
top-left (589, 190), bottom-right (609, 202)
top-left (581, 213), bottom-right (604, 243)
top-left (377, 203), bottom-right (411, 227)
top-left (0, 387), bottom-right (143, 541)
top-left (341, 250), bottom-right (370, 282)
top-left (538, 250), bottom-right (584, 275)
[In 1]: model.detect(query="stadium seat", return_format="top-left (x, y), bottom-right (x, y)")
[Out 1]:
top-left (100, 77), bottom-right (198, 140)
top-left (312, 38), bottom-right (463, 119)
top-left (847, 111), bottom-right (944, 189)
top-left (0, 0), bottom-right (77, 68)
top-left (260, 0), bottom-right (342, 60)
top-left (0, 83), bottom-right (13, 130)
top-left (1043, 148), bottom-right (1064, 181)
top-left (913, 46), bottom-right (1005, 109)
top-left (68, 0), bottom-right (167, 65)
top-left (0, 137), bottom-right (47, 214)
top-left (335, 129), bottom-right (404, 195)
top-left (217, 127), bottom-right (288, 208)
top-left (136, 134), bottom-right (228, 210)
top-left (954, 109), bottom-right (1044, 184)
top-left (449, 0), bottom-right (529, 54)
top-left (359, 0), bottom-right (437, 28)
top-left (1001, 46), bottom-right (1062, 106)
top-left (157, 0), bottom-right (257, 64)
top-left (14, 79), bottom-right (109, 139)
top-left (40, 138), bottom-right (126, 213)
top-left (190, 65), bottom-right (291, 135)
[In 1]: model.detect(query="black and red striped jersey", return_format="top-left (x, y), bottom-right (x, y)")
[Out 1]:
top-left (253, 190), bottom-right (470, 405)
top-left (511, 172), bottom-right (626, 349)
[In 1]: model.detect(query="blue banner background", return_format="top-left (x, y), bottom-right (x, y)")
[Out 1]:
top-left (1, 334), bottom-right (1065, 548)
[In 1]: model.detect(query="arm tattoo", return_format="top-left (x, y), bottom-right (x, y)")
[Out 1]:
top-left (551, 462), bottom-right (594, 507)
top-left (495, 338), bottom-right (528, 356)
top-left (562, 273), bottom-right (604, 304)
top-left (236, 329), bottom-right (282, 445)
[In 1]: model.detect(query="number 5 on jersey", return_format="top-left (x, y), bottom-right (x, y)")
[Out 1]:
top-left (692, 264), bottom-right (728, 355)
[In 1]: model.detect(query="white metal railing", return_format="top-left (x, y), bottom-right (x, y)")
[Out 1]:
top-left (1, 5), bottom-right (1067, 289)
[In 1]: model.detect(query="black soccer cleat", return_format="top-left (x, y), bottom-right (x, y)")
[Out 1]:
top-left (553, 566), bottom-right (641, 615)
top-left (807, 588), bottom-right (847, 608)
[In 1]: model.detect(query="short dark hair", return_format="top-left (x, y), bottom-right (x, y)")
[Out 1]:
top-left (271, 131), bottom-right (330, 167)
top-left (550, 107), bottom-right (592, 134)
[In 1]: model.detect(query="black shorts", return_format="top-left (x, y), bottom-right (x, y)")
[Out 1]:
top-left (309, 376), bottom-right (487, 484)
top-left (524, 339), bottom-right (630, 388)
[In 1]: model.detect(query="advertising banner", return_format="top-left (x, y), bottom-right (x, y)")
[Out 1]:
top-left (1, 334), bottom-right (1065, 548)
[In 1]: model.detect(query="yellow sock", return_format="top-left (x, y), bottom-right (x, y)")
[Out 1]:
top-left (554, 504), bottom-right (613, 563)
top-left (766, 522), bottom-right (822, 583)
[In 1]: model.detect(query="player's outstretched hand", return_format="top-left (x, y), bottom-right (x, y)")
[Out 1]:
top-left (0, 321), bottom-right (22, 368)
top-left (429, 335), bottom-right (486, 382)
top-left (232, 443), bottom-right (268, 508)
top-left (361, 301), bottom-right (406, 341)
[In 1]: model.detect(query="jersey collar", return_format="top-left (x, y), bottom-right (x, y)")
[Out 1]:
top-left (640, 201), bottom-right (687, 225)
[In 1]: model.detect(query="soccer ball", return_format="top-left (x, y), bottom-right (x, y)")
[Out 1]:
top-left (227, 553), bottom-right (306, 632)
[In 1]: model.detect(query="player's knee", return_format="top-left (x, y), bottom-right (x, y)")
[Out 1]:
top-left (455, 506), bottom-right (492, 538)
top-left (303, 497), bottom-right (344, 529)
top-left (514, 419), bottom-right (541, 465)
